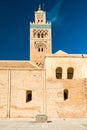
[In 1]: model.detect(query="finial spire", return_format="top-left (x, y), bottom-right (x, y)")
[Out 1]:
top-left (38, 4), bottom-right (42, 11)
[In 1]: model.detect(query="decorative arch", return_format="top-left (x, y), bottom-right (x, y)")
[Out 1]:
top-left (33, 29), bottom-right (48, 38)
top-left (37, 33), bottom-right (40, 38)
top-left (56, 67), bottom-right (62, 79)
top-left (38, 48), bottom-right (40, 52)
top-left (41, 33), bottom-right (44, 38)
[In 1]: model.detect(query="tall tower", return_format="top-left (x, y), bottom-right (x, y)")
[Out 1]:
top-left (30, 5), bottom-right (52, 68)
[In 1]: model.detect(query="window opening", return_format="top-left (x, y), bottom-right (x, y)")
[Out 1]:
top-left (38, 20), bottom-right (40, 23)
top-left (38, 33), bottom-right (40, 38)
top-left (42, 48), bottom-right (43, 52)
top-left (45, 32), bottom-right (48, 37)
top-left (64, 89), bottom-right (68, 100)
top-left (67, 67), bottom-right (74, 79)
top-left (26, 91), bottom-right (32, 102)
top-left (38, 48), bottom-right (40, 52)
top-left (41, 20), bottom-right (43, 22)
top-left (56, 67), bottom-right (62, 79)
top-left (41, 33), bottom-right (44, 38)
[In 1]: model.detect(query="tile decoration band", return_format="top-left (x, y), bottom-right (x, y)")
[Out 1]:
top-left (30, 24), bottom-right (51, 29)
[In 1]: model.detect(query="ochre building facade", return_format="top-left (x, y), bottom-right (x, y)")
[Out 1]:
top-left (0, 6), bottom-right (87, 118)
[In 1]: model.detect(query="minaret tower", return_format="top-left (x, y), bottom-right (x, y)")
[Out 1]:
top-left (30, 5), bottom-right (52, 68)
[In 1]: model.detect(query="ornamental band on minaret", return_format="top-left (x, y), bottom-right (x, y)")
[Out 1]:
top-left (30, 5), bottom-right (52, 68)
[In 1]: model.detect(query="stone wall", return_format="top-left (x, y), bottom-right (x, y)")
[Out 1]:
top-left (0, 69), bottom-right (45, 118)
top-left (46, 79), bottom-right (85, 118)
top-left (0, 69), bottom-right (9, 118)
top-left (10, 69), bottom-right (44, 118)
top-left (45, 56), bottom-right (87, 117)
top-left (0, 55), bottom-right (87, 118)
top-left (45, 57), bottom-right (86, 79)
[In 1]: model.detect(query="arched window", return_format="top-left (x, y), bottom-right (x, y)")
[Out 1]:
top-left (64, 89), bottom-right (68, 100)
top-left (41, 33), bottom-right (44, 38)
top-left (37, 33), bottom-right (40, 38)
top-left (41, 48), bottom-right (43, 52)
top-left (56, 67), bottom-right (62, 79)
top-left (38, 48), bottom-right (40, 52)
top-left (38, 20), bottom-right (40, 23)
top-left (67, 67), bottom-right (74, 79)
top-left (45, 32), bottom-right (48, 37)
top-left (41, 20), bottom-right (43, 22)
top-left (33, 32), bottom-right (36, 38)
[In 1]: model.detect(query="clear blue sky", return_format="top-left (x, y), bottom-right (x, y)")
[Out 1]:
top-left (0, 0), bottom-right (87, 60)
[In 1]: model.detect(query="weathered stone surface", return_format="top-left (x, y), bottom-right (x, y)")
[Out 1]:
top-left (45, 56), bottom-right (86, 118)
top-left (36, 114), bottom-right (48, 122)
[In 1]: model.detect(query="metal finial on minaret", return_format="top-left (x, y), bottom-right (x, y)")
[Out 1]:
top-left (38, 4), bottom-right (42, 10)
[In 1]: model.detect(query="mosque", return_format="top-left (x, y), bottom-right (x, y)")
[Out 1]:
top-left (0, 5), bottom-right (87, 118)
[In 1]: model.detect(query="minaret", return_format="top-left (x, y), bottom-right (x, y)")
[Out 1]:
top-left (30, 5), bottom-right (52, 68)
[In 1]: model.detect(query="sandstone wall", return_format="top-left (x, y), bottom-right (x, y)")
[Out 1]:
top-left (0, 69), bottom-right (9, 118)
top-left (45, 57), bottom-right (86, 79)
top-left (0, 69), bottom-right (45, 118)
top-left (0, 55), bottom-right (87, 118)
top-left (46, 79), bottom-right (85, 118)
top-left (45, 56), bottom-right (86, 117)
top-left (10, 69), bottom-right (44, 118)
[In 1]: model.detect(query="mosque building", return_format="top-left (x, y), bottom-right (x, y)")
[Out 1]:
top-left (0, 5), bottom-right (87, 118)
